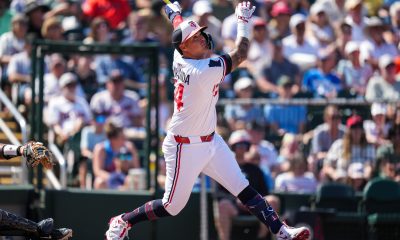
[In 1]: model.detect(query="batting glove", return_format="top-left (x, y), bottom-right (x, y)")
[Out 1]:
top-left (165, 1), bottom-right (182, 23)
top-left (235, 1), bottom-right (256, 23)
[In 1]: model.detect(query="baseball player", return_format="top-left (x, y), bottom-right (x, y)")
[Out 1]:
top-left (106, 2), bottom-right (310, 240)
top-left (0, 142), bottom-right (72, 239)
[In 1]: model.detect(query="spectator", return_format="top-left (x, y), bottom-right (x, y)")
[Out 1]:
top-left (302, 47), bottom-right (343, 98)
top-left (344, 0), bottom-right (366, 42)
top-left (70, 56), bottom-right (98, 102)
top-left (92, 118), bottom-right (140, 189)
top-left (283, 13), bottom-right (320, 71)
top-left (24, 0), bottom-right (50, 38)
top-left (90, 70), bottom-right (143, 133)
top-left (389, 2), bottom-right (400, 46)
top-left (82, 0), bottom-right (131, 30)
top-left (277, 133), bottom-right (301, 169)
top-left (122, 10), bottom-right (155, 45)
top-left (316, 0), bottom-right (346, 24)
top-left (41, 17), bottom-right (64, 41)
top-left (256, 38), bottom-right (300, 97)
top-left (309, 2), bottom-right (335, 46)
top-left (364, 103), bottom-right (391, 146)
top-left (215, 130), bottom-right (270, 240)
top-left (224, 77), bottom-right (264, 130)
top-left (84, 17), bottom-right (110, 44)
top-left (346, 162), bottom-right (368, 191)
top-left (337, 41), bottom-right (373, 97)
top-left (264, 76), bottom-right (307, 135)
top-left (187, 0), bottom-right (222, 51)
top-left (211, 0), bottom-right (234, 22)
top-left (46, 72), bottom-right (92, 147)
top-left (275, 153), bottom-right (318, 193)
top-left (309, 105), bottom-right (346, 175)
top-left (247, 19), bottom-right (273, 77)
top-left (79, 114), bottom-right (107, 189)
top-left (360, 17), bottom-right (398, 70)
top-left (0, 14), bottom-right (27, 84)
top-left (366, 54), bottom-right (400, 101)
top-left (374, 143), bottom-right (399, 181)
top-left (269, 1), bottom-right (292, 39)
top-left (0, 0), bottom-right (12, 35)
top-left (323, 115), bottom-right (376, 182)
top-left (334, 21), bottom-right (353, 60)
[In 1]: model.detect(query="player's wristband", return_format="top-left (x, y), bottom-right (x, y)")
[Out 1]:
top-left (237, 21), bottom-right (250, 39)
top-left (172, 15), bottom-right (183, 29)
top-left (1, 145), bottom-right (22, 159)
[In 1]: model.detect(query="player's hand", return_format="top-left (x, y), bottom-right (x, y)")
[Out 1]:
top-left (235, 1), bottom-right (256, 23)
top-left (165, 1), bottom-right (182, 22)
top-left (23, 141), bottom-right (54, 169)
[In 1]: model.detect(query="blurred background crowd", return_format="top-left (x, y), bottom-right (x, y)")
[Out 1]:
top-left (0, 0), bottom-right (399, 213)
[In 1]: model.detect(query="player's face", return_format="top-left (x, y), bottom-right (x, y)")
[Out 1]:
top-left (180, 31), bottom-right (207, 58)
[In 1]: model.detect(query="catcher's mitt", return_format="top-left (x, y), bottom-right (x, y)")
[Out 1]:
top-left (23, 142), bottom-right (54, 169)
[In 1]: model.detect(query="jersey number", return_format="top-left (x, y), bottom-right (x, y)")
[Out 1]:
top-left (174, 83), bottom-right (184, 111)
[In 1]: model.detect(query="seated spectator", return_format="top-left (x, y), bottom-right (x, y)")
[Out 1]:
top-left (41, 17), bottom-right (64, 41)
top-left (333, 21), bottom-right (353, 61)
top-left (277, 133), bottom-right (300, 172)
top-left (269, 1), bottom-right (292, 39)
top-left (79, 114), bottom-right (107, 189)
top-left (247, 19), bottom-right (273, 77)
top-left (224, 77), bottom-right (264, 130)
top-left (364, 103), bottom-right (391, 146)
top-left (275, 153), bottom-right (318, 193)
top-left (90, 71), bottom-right (144, 137)
top-left (323, 115), bottom-right (376, 182)
top-left (283, 13), bottom-right (319, 71)
top-left (309, 2), bottom-right (335, 46)
top-left (302, 48), bottom-right (343, 98)
top-left (309, 105), bottom-right (346, 175)
top-left (360, 17), bottom-right (398, 70)
top-left (344, 0), bottom-right (366, 42)
top-left (70, 56), bottom-right (98, 102)
top-left (366, 54), bottom-right (400, 101)
top-left (215, 130), bottom-right (271, 240)
top-left (122, 10), bottom-right (155, 45)
top-left (346, 162), bottom-right (368, 191)
top-left (316, 0), bottom-right (346, 25)
top-left (0, 14), bottom-right (27, 83)
top-left (82, 0), bottom-right (131, 30)
top-left (256, 38), bottom-right (300, 97)
top-left (337, 41), bottom-right (373, 97)
top-left (24, 0), bottom-right (50, 38)
top-left (83, 17), bottom-right (110, 44)
top-left (92, 118), bottom-right (140, 189)
top-left (264, 76), bottom-right (307, 135)
top-left (373, 143), bottom-right (399, 181)
top-left (46, 72), bottom-right (92, 147)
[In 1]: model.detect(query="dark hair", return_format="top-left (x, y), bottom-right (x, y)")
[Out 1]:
top-left (388, 124), bottom-right (400, 141)
top-left (104, 119), bottom-right (123, 139)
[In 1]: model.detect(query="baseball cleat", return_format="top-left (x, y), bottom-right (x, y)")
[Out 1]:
top-left (276, 224), bottom-right (310, 240)
top-left (105, 214), bottom-right (132, 240)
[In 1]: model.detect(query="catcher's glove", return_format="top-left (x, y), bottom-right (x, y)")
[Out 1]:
top-left (23, 142), bottom-right (54, 169)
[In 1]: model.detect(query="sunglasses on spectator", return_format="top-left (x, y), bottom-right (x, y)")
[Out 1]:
top-left (329, 115), bottom-right (341, 120)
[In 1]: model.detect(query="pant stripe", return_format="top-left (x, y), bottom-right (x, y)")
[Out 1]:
top-left (164, 143), bottom-right (182, 208)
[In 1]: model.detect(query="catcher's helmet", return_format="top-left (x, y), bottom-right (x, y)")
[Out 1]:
top-left (172, 20), bottom-right (208, 54)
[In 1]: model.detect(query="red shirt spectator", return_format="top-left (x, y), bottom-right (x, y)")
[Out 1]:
top-left (82, 0), bottom-right (131, 29)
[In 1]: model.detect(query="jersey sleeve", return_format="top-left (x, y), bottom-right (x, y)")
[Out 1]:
top-left (197, 54), bottom-right (232, 88)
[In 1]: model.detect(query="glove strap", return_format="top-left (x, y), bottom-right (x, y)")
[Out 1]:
top-left (1, 145), bottom-right (21, 159)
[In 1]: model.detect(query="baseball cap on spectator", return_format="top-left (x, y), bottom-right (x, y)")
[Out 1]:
top-left (11, 14), bottom-right (28, 24)
top-left (108, 70), bottom-right (124, 82)
top-left (24, 0), bottom-right (50, 15)
top-left (228, 130), bottom-right (251, 145)
top-left (59, 72), bottom-right (78, 88)
top-left (365, 16), bottom-right (385, 28)
top-left (95, 114), bottom-right (107, 124)
top-left (310, 3), bottom-right (325, 16)
top-left (49, 54), bottom-right (65, 68)
top-left (234, 77), bottom-right (253, 92)
top-left (344, 41), bottom-right (360, 55)
top-left (376, 144), bottom-right (398, 162)
top-left (172, 20), bottom-right (207, 53)
top-left (253, 18), bottom-right (267, 28)
top-left (277, 75), bottom-right (293, 87)
top-left (345, 0), bottom-right (363, 11)
top-left (371, 102), bottom-right (387, 116)
top-left (289, 14), bottom-right (306, 29)
top-left (347, 162), bottom-right (366, 179)
top-left (192, 0), bottom-right (213, 16)
top-left (271, 1), bottom-right (292, 17)
top-left (379, 54), bottom-right (395, 70)
top-left (346, 115), bottom-right (363, 128)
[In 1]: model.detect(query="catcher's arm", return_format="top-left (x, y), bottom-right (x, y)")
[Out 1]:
top-left (0, 142), bottom-right (54, 169)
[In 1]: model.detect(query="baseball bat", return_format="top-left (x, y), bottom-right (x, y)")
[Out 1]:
top-left (161, 0), bottom-right (172, 5)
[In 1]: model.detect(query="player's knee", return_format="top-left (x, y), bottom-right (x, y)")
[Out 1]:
top-left (164, 203), bottom-right (184, 216)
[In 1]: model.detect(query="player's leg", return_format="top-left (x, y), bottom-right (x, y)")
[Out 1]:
top-left (106, 138), bottom-right (210, 239)
top-left (203, 134), bottom-right (310, 240)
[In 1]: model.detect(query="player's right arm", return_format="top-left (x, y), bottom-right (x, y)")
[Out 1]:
top-left (229, 1), bottom-right (256, 71)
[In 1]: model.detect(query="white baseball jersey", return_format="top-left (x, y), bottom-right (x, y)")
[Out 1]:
top-left (161, 51), bottom-right (250, 216)
top-left (168, 51), bottom-right (231, 137)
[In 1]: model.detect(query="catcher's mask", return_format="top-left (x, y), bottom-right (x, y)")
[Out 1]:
top-left (172, 20), bottom-right (211, 55)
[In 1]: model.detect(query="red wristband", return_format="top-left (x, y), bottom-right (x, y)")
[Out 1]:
top-left (173, 15), bottom-right (183, 29)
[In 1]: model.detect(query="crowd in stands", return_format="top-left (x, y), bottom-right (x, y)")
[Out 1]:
top-left (0, 0), bottom-right (399, 214)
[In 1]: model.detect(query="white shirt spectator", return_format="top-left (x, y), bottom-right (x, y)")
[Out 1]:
top-left (0, 31), bottom-right (25, 59)
top-left (275, 172), bottom-right (318, 193)
top-left (345, 16), bottom-right (366, 42)
top-left (282, 34), bottom-right (319, 67)
top-left (7, 51), bottom-right (30, 77)
top-left (316, 0), bottom-right (346, 24)
top-left (366, 75), bottom-right (400, 101)
top-left (360, 40), bottom-right (398, 64)
top-left (44, 73), bottom-right (85, 103)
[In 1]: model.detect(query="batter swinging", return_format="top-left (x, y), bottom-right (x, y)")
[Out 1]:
top-left (105, 2), bottom-right (310, 240)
